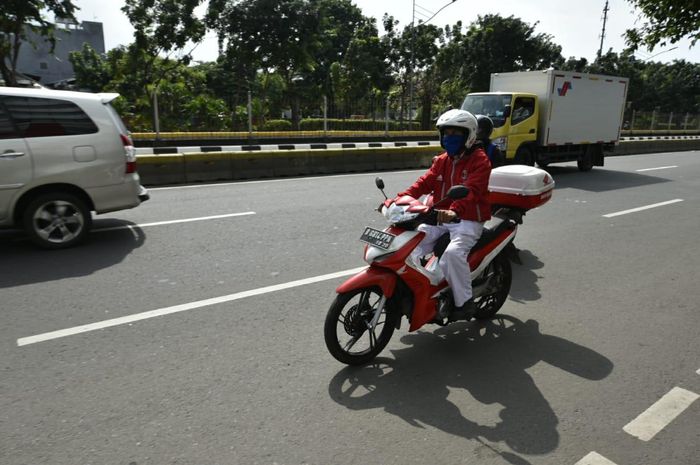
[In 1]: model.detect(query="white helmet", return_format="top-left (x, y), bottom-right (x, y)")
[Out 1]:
top-left (436, 109), bottom-right (478, 150)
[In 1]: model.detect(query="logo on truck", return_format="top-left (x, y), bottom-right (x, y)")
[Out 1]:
top-left (557, 81), bottom-right (573, 96)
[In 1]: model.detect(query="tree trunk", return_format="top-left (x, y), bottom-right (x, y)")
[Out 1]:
top-left (292, 96), bottom-right (301, 130)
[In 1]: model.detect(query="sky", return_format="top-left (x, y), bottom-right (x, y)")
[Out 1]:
top-left (69, 0), bottom-right (699, 64)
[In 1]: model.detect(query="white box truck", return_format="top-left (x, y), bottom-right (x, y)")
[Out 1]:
top-left (461, 70), bottom-right (629, 171)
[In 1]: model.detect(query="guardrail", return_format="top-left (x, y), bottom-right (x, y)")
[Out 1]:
top-left (132, 129), bottom-right (700, 142)
top-left (136, 138), bottom-right (700, 186)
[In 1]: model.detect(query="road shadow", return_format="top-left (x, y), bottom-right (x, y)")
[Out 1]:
top-left (328, 316), bottom-right (613, 464)
top-left (544, 166), bottom-right (670, 192)
top-left (0, 221), bottom-right (145, 288)
top-left (509, 249), bottom-right (544, 303)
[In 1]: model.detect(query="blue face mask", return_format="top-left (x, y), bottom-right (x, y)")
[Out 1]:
top-left (442, 134), bottom-right (466, 157)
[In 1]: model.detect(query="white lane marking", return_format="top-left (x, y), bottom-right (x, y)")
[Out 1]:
top-left (635, 165), bottom-right (678, 172)
top-left (697, 368), bottom-right (700, 375)
top-left (603, 199), bottom-right (684, 218)
top-left (622, 387), bottom-right (699, 441)
top-left (148, 169), bottom-right (425, 191)
top-left (92, 212), bottom-right (256, 232)
top-left (574, 452), bottom-right (619, 465)
top-left (17, 266), bottom-right (367, 347)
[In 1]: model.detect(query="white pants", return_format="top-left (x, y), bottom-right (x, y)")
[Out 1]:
top-left (413, 220), bottom-right (484, 306)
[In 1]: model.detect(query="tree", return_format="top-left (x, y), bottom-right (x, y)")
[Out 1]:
top-left (625, 0), bottom-right (700, 51)
top-left (122, 0), bottom-right (206, 127)
top-left (460, 15), bottom-right (564, 92)
top-left (207, 0), bottom-right (320, 128)
top-left (0, 0), bottom-right (77, 86)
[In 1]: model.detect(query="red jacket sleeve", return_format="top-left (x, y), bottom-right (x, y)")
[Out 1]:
top-left (397, 157), bottom-right (440, 198)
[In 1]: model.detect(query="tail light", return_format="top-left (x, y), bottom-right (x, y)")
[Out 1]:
top-left (120, 134), bottom-right (137, 174)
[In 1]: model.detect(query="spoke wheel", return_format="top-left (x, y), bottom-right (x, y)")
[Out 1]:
top-left (473, 253), bottom-right (512, 320)
top-left (324, 287), bottom-right (397, 366)
top-left (23, 193), bottom-right (91, 249)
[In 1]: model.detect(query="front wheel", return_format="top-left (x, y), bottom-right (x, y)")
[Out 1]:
top-left (324, 287), bottom-right (397, 365)
top-left (22, 192), bottom-right (92, 249)
top-left (473, 253), bottom-right (512, 320)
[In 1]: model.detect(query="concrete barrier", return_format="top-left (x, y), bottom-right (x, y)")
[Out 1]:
top-left (136, 140), bottom-right (699, 186)
top-left (136, 153), bottom-right (186, 185)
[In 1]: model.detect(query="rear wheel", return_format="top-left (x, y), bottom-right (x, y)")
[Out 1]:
top-left (577, 149), bottom-right (594, 172)
top-left (22, 192), bottom-right (92, 249)
top-left (473, 253), bottom-right (512, 320)
top-left (324, 287), bottom-right (397, 366)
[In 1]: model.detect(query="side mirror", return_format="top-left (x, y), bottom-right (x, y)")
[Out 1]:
top-left (375, 177), bottom-right (385, 190)
top-left (503, 105), bottom-right (512, 118)
top-left (447, 185), bottom-right (469, 199)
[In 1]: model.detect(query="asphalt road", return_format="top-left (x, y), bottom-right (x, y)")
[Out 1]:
top-left (1, 151), bottom-right (699, 465)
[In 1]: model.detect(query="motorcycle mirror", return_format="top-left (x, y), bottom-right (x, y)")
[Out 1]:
top-left (447, 185), bottom-right (469, 199)
top-left (375, 177), bottom-right (388, 200)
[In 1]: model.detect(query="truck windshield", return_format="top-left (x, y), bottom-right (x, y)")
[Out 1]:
top-left (460, 94), bottom-right (512, 128)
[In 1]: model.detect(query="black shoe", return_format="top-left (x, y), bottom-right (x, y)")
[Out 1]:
top-left (448, 299), bottom-right (476, 322)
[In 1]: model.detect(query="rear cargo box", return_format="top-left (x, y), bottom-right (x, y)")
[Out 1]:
top-left (488, 165), bottom-right (554, 210)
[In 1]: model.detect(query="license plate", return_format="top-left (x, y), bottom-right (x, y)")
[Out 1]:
top-left (359, 227), bottom-right (396, 250)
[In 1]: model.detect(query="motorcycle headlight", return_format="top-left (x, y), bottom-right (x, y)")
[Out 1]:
top-left (493, 136), bottom-right (507, 151)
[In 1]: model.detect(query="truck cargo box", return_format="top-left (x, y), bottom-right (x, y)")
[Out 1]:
top-left (490, 70), bottom-right (629, 146)
top-left (488, 165), bottom-right (554, 210)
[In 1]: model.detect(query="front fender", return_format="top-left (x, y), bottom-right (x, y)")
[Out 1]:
top-left (336, 267), bottom-right (397, 298)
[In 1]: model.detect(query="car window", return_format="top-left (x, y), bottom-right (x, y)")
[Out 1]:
top-left (511, 97), bottom-right (535, 125)
top-left (0, 103), bottom-right (20, 139)
top-left (1, 96), bottom-right (98, 138)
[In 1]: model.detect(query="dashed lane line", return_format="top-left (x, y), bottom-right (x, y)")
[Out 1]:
top-left (92, 212), bottom-right (256, 232)
top-left (622, 387), bottom-right (699, 441)
top-left (602, 199), bottom-right (684, 218)
top-left (635, 165), bottom-right (678, 172)
top-left (16, 266), bottom-right (367, 347)
top-left (574, 452), bottom-right (619, 465)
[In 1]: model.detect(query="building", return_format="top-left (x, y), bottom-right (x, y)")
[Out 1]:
top-left (14, 19), bottom-right (104, 86)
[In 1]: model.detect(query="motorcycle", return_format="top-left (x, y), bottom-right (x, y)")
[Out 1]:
top-left (324, 165), bottom-right (555, 365)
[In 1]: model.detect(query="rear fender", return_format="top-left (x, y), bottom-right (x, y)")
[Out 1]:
top-left (336, 267), bottom-right (397, 298)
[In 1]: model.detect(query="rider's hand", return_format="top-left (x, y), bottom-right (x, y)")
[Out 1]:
top-left (437, 209), bottom-right (458, 224)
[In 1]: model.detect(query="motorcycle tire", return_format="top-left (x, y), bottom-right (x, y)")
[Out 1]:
top-left (324, 287), bottom-right (397, 366)
top-left (473, 253), bottom-right (512, 320)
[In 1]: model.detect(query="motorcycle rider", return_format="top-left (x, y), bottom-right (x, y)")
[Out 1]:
top-left (475, 114), bottom-right (505, 168)
top-left (397, 109), bottom-right (492, 321)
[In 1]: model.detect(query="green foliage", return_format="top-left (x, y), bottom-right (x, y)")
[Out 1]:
top-left (261, 119), bottom-right (293, 131)
top-left (459, 15), bottom-right (563, 92)
top-left (0, 0), bottom-right (77, 86)
top-left (624, 0), bottom-right (700, 51)
top-left (62, 1), bottom-right (699, 132)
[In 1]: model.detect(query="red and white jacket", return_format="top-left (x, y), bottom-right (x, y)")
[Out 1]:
top-left (398, 146), bottom-right (492, 222)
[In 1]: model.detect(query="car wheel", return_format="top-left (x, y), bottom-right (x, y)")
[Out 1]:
top-left (23, 192), bottom-right (92, 249)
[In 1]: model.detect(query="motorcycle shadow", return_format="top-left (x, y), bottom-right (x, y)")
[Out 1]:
top-left (328, 315), bottom-right (613, 462)
top-left (509, 249), bottom-right (544, 303)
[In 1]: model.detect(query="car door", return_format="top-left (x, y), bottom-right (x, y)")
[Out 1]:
top-left (0, 100), bottom-right (32, 222)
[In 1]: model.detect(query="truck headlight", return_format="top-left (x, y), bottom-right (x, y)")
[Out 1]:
top-left (493, 136), bottom-right (507, 151)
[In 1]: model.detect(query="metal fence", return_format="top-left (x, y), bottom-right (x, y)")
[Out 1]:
top-left (623, 110), bottom-right (700, 132)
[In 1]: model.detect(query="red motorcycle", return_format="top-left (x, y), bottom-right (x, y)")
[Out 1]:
top-left (324, 165), bottom-right (554, 365)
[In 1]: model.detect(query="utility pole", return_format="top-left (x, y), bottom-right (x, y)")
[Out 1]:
top-left (407, 0), bottom-right (416, 128)
top-left (597, 0), bottom-right (610, 59)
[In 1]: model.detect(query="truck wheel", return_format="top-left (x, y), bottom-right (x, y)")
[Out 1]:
top-left (22, 192), bottom-right (92, 249)
top-left (515, 147), bottom-right (534, 166)
top-left (577, 151), bottom-right (593, 172)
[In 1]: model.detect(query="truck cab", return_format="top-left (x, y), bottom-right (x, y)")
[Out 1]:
top-left (461, 92), bottom-right (539, 163)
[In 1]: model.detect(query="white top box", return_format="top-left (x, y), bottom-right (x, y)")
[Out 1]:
top-left (489, 165), bottom-right (554, 196)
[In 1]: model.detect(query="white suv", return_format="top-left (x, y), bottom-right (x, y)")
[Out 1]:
top-left (0, 87), bottom-right (148, 249)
